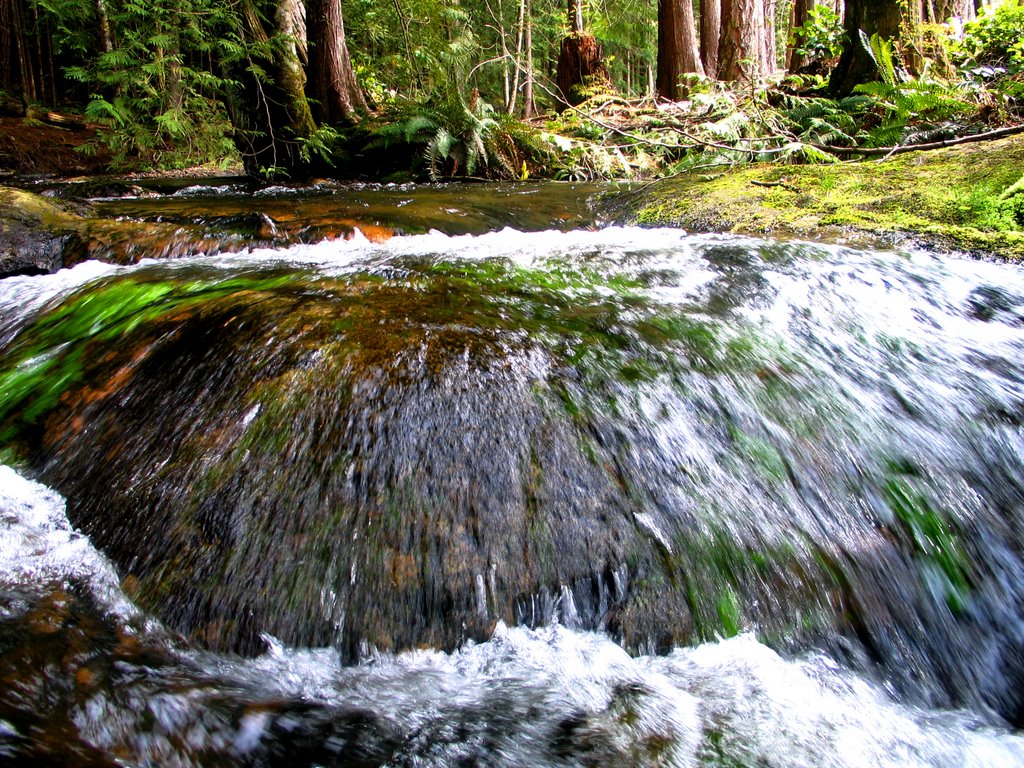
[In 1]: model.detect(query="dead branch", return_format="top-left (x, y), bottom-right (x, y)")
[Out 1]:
top-left (811, 124), bottom-right (1024, 157)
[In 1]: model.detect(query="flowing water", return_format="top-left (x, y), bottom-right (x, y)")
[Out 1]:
top-left (1, 183), bottom-right (1024, 766)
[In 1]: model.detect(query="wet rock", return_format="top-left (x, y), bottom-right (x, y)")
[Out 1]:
top-left (0, 185), bottom-right (230, 276)
top-left (0, 187), bottom-right (82, 276)
top-left (0, 580), bottom-right (400, 766)
top-left (4, 240), bottom-right (1024, 725)
top-left (966, 285), bottom-right (1024, 323)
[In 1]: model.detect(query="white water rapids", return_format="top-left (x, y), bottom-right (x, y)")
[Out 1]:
top-left (0, 464), bottom-right (1022, 766)
top-left (3, 227), bottom-right (1024, 765)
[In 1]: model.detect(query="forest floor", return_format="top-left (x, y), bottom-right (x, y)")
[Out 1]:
top-left (0, 116), bottom-right (113, 177)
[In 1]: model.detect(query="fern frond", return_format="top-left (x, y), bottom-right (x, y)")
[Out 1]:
top-left (866, 124), bottom-right (904, 148)
top-left (864, 31), bottom-right (898, 85)
top-left (426, 128), bottom-right (454, 180)
top-left (403, 114), bottom-right (437, 143)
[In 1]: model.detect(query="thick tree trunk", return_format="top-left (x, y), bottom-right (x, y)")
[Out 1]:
top-left (556, 0), bottom-right (610, 108)
top-left (307, 0), bottom-right (367, 125)
top-left (718, 0), bottom-right (768, 83)
top-left (557, 34), bottom-right (609, 107)
top-left (657, 0), bottom-right (704, 99)
top-left (224, 0), bottom-right (318, 178)
top-left (700, 0), bottom-right (721, 78)
top-left (829, 0), bottom-right (904, 96)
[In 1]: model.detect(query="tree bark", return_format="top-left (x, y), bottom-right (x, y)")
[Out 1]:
top-left (829, 0), bottom-right (904, 96)
top-left (523, 0), bottom-right (535, 118)
top-left (507, 0), bottom-right (526, 114)
top-left (787, 0), bottom-right (814, 72)
top-left (763, 0), bottom-right (777, 75)
top-left (556, 0), bottom-right (610, 108)
top-left (307, 0), bottom-right (367, 125)
top-left (224, 0), bottom-right (319, 178)
top-left (657, 0), bottom-right (704, 99)
top-left (568, 0), bottom-right (584, 35)
top-left (95, 0), bottom-right (113, 55)
top-left (700, 0), bottom-right (721, 77)
top-left (718, 0), bottom-right (768, 83)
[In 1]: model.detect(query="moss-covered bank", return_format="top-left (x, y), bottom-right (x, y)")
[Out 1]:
top-left (617, 136), bottom-right (1024, 260)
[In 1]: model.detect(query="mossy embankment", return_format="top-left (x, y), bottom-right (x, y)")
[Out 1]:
top-left (617, 135), bottom-right (1024, 260)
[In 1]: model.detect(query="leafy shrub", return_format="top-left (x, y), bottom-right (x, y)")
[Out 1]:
top-left (954, 0), bottom-right (1024, 72)
top-left (368, 94), bottom-right (540, 180)
top-left (790, 5), bottom-right (846, 63)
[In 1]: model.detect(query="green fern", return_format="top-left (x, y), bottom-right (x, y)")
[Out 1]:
top-left (863, 31), bottom-right (899, 86)
top-left (854, 78), bottom-right (979, 147)
top-left (782, 97), bottom-right (865, 146)
top-left (368, 93), bottom-right (537, 180)
top-left (426, 127), bottom-right (455, 179)
top-left (402, 115), bottom-right (437, 143)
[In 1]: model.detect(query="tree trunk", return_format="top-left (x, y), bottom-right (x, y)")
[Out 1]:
top-left (508, 0), bottom-right (526, 114)
top-left (700, 0), bottom-right (721, 78)
top-left (0, 0), bottom-right (36, 102)
top-left (718, 0), bottom-right (767, 83)
top-left (307, 0), bottom-right (367, 125)
top-left (568, 0), bottom-right (583, 35)
top-left (95, 0), bottom-right (113, 55)
top-left (556, 0), bottom-right (611, 108)
top-left (787, 0), bottom-right (814, 72)
top-left (763, 0), bottom-right (777, 75)
top-left (224, 0), bottom-right (319, 178)
top-left (829, 0), bottom-right (904, 96)
top-left (657, 0), bottom-right (704, 99)
top-left (523, 0), bottom-right (535, 118)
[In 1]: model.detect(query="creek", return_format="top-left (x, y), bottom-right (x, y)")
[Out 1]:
top-left (1, 181), bottom-right (1024, 766)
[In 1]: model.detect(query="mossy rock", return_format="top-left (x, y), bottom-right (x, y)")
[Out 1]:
top-left (0, 185), bottom-right (230, 277)
top-left (0, 253), bottom-right (858, 660)
top-left (0, 186), bottom-right (82, 276)
top-left (617, 135), bottom-right (1024, 260)
top-left (3, 239), bottom-right (1023, 725)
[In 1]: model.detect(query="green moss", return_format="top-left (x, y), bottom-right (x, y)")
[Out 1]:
top-left (883, 477), bottom-right (971, 612)
top-left (624, 135), bottom-right (1024, 260)
top-left (0, 445), bottom-right (22, 467)
top-left (672, 523), bottom-right (838, 643)
top-left (0, 269), bottom-right (307, 443)
top-left (715, 587), bottom-right (742, 638)
top-left (729, 427), bottom-right (788, 484)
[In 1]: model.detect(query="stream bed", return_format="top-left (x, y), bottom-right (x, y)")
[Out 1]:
top-left (1, 182), bottom-right (1023, 766)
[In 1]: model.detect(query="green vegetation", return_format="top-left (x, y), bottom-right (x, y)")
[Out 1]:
top-left (2, 0), bottom-right (1023, 182)
top-left (0, 269), bottom-right (300, 442)
top-left (883, 475), bottom-right (971, 612)
top-left (622, 133), bottom-right (1024, 260)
